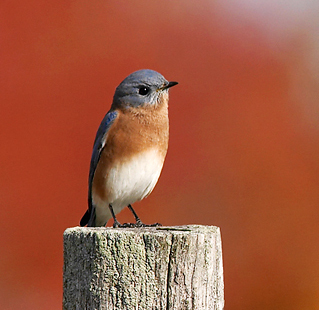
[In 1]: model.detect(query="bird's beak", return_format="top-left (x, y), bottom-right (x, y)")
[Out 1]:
top-left (158, 81), bottom-right (178, 91)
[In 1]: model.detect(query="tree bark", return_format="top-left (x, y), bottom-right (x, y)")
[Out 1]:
top-left (63, 225), bottom-right (224, 310)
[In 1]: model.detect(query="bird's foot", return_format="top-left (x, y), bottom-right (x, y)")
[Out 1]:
top-left (113, 221), bottom-right (135, 228)
top-left (113, 220), bottom-right (162, 228)
top-left (134, 220), bottom-right (162, 228)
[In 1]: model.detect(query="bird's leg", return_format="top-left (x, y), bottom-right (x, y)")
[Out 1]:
top-left (127, 204), bottom-right (162, 227)
top-left (127, 204), bottom-right (143, 226)
top-left (109, 204), bottom-right (136, 228)
top-left (109, 204), bottom-right (123, 228)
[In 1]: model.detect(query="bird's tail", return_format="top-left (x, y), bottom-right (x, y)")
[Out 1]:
top-left (80, 210), bottom-right (90, 226)
top-left (80, 198), bottom-right (96, 227)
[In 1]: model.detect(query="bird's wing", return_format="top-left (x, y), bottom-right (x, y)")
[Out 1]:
top-left (80, 110), bottom-right (118, 226)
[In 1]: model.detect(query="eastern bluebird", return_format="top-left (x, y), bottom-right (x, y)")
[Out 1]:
top-left (80, 69), bottom-right (178, 227)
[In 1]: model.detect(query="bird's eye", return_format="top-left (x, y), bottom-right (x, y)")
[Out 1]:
top-left (138, 86), bottom-right (150, 96)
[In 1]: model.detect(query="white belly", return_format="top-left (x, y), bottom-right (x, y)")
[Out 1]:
top-left (93, 148), bottom-right (165, 225)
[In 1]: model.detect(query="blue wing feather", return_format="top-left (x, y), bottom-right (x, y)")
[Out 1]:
top-left (89, 110), bottom-right (118, 186)
top-left (80, 110), bottom-right (118, 226)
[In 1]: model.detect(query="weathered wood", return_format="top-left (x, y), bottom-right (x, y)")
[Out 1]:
top-left (63, 225), bottom-right (224, 310)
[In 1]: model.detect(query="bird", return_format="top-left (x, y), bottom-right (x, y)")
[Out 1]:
top-left (80, 69), bottom-right (178, 227)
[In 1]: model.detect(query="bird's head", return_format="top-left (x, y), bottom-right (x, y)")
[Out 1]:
top-left (112, 69), bottom-right (178, 109)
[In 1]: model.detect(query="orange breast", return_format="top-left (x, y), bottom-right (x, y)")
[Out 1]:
top-left (92, 100), bottom-right (169, 202)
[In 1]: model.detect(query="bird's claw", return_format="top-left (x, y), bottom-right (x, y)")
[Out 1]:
top-left (113, 221), bottom-right (162, 228)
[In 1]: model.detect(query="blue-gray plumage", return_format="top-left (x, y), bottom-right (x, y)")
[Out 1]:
top-left (81, 111), bottom-right (118, 226)
top-left (80, 69), bottom-right (178, 227)
top-left (112, 69), bottom-right (174, 108)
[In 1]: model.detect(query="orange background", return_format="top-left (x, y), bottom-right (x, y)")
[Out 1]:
top-left (2, 1), bottom-right (319, 309)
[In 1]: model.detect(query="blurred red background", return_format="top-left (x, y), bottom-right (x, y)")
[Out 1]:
top-left (2, 1), bottom-right (319, 309)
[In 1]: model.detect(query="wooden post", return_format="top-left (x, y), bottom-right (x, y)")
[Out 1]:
top-left (63, 225), bottom-right (224, 310)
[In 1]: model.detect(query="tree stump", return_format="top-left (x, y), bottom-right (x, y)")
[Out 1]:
top-left (63, 225), bottom-right (224, 310)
